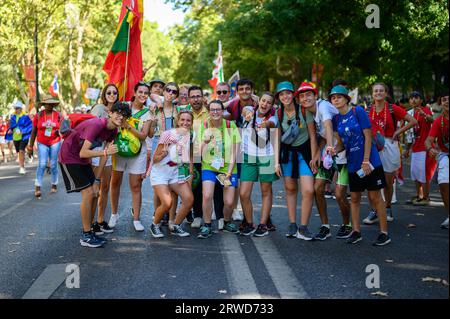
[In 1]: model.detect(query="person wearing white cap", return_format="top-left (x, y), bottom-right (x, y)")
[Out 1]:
top-left (9, 101), bottom-right (32, 174)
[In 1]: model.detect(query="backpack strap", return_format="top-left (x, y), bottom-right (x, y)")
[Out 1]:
top-left (133, 108), bottom-right (149, 119)
top-left (388, 103), bottom-right (398, 129)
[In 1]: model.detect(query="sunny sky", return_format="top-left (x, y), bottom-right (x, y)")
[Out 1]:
top-left (143, 0), bottom-right (186, 32)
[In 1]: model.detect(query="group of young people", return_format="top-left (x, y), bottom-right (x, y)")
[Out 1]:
top-left (27, 76), bottom-right (447, 249)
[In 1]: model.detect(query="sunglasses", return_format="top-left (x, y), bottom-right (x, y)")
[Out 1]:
top-left (217, 90), bottom-right (229, 95)
top-left (106, 91), bottom-right (118, 96)
top-left (165, 88), bottom-right (178, 95)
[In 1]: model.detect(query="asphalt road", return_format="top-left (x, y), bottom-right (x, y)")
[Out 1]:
top-left (0, 159), bottom-right (448, 300)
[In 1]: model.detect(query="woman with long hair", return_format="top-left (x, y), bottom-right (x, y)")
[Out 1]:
top-left (275, 81), bottom-right (318, 240)
top-left (89, 84), bottom-right (119, 235)
top-left (149, 110), bottom-right (194, 238)
top-left (109, 81), bottom-right (152, 232)
top-left (363, 83), bottom-right (416, 224)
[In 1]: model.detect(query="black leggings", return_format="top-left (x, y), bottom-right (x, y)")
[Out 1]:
top-left (192, 164), bottom-right (224, 219)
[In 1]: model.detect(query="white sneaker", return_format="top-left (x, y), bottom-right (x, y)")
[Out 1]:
top-left (191, 217), bottom-right (202, 228)
top-left (133, 220), bottom-right (145, 232)
top-left (232, 210), bottom-right (243, 221)
top-left (19, 167), bottom-right (26, 175)
top-left (441, 217), bottom-right (449, 229)
top-left (108, 214), bottom-right (119, 228)
top-left (218, 218), bottom-right (224, 230)
top-left (28, 157), bottom-right (33, 164)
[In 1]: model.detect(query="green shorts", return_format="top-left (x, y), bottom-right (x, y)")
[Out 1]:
top-left (240, 154), bottom-right (279, 183)
top-left (336, 164), bottom-right (349, 186)
top-left (315, 164), bottom-right (336, 182)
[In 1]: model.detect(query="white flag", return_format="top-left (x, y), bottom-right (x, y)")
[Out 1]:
top-left (348, 88), bottom-right (358, 105)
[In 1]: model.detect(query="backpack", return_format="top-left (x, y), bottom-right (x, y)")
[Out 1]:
top-left (59, 113), bottom-right (95, 137)
top-left (251, 109), bottom-right (274, 148)
top-left (114, 108), bottom-right (149, 158)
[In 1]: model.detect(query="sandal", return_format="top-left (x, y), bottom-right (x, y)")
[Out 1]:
top-left (51, 185), bottom-right (57, 193)
top-left (35, 187), bottom-right (41, 199)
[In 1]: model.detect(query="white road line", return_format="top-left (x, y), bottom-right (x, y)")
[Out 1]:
top-left (252, 238), bottom-right (309, 299)
top-left (22, 263), bottom-right (78, 299)
top-left (220, 234), bottom-right (262, 299)
top-left (0, 197), bottom-right (34, 219)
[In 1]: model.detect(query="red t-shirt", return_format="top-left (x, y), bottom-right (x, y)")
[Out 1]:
top-left (412, 107), bottom-right (433, 152)
top-left (32, 111), bottom-right (61, 146)
top-left (369, 102), bottom-right (407, 138)
top-left (429, 115), bottom-right (449, 153)
top-left (0, 124), bottom-right (7, 136)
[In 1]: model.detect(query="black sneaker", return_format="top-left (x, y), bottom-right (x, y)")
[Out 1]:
top-left (99, 221), bottom-right (114, 234)
top-left (254, 224), bottom-right (269, 237)
top-left (161, 214), bottom-right (169, 227)
top-left (297, 226), bottom-right (314, 241)
top-left (91, 222), bottom-right (104, 236)
top-left (241, 224), bottom-right (256, 236)
top-left (373, 232), bottom-right (391, 246)
top-left (346, 231), bottom-right (362, 244)
top-left (239, 221), bottom-right (249, 233)
top-left (314, 226), bottom-right (331, 241)
top-left (185, 211), bottom-right (194, 224)
top-left (286, 223), bottom-right (298, 238)
top-left (93, 233), bottom-right (107, 244)
top-left (336, 225), bottom-right (353, 239)
top-left (267, 217), bottom-right (277, 231)
top-left (80, 231), bottom-right (104, 248)
top-left (170, 224), bottom-right (190, 237)
top-left (150, 223), bottom-right (164, 238)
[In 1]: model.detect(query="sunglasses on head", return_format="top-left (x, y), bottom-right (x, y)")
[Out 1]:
top-left (217, 90), bottom-right (229, 95)
top-left (165, 88), bottom-right (178, 95)
top-left (138, 80), bottom-right (150, 88)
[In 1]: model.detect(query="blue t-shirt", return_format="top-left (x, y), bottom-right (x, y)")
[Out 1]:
top-left (332, 106), bottom-right (382, 173)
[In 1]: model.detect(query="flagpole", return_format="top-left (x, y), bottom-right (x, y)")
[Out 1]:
top-left (123, 7), bottom-right (132, 101)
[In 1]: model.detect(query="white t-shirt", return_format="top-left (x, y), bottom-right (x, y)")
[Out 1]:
top-left (241, 111), bottom-right (278, 157)
top-left (312, 99), bottom-right (347, 164)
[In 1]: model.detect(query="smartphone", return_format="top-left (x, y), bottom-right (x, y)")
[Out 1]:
top-left (357, 163), bottom-right (375, 178)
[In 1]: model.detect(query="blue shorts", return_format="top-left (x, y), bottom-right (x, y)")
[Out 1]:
top-left (202, 170), bottom-right (238, 188)
top-left (281, 151), bottom-right (313, 178)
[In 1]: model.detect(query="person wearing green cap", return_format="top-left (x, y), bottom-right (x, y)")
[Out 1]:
top-left (275, 81), bottom-right (318, 240)
top-left (330, 85), bottom-right (391, 246)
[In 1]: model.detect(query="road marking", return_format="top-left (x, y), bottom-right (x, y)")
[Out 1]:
top-left (22, 263), bottom-right (78, 299)
top-left (0, 197), bottom-right (34, 219)
top-left (252, 238), bottom-right (309, 299)
top-left (220, 234), bottom-right (262, 299)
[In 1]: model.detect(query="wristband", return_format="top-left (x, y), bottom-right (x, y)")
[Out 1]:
top-left (362, 161), bottom-right (370, 165)
top-left (94, 178), bottom-right (101, 184)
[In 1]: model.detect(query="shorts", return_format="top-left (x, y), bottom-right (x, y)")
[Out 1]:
top-left (112, 148), bottom-right (147, 175)
top-left (59, 163), bottom-right (95, 193)
top-left (349, 165), bottom-right (386, 193)
top-left (240, 154), bottom-right (278, 183)
top-left (0, 136), bottom-right (5, 144)
top-left (14, 139), bottom-right (29, 152)
top-left (150, 163), bottom-right (179, 186)
top-left (379, 138), bottom-right (401, 173)
top-left (316, 164), bottom-right (336, 183)
top-left (336, 164), bottom-right (349, 186)
top-left (281, 151), bottom-right (313, 178)
top-left (202, 170), bottom-right (238, 188)
top-left (91, 146), bottom-right (112, 167)
top-left (438, 154), bottom-right (449, 185)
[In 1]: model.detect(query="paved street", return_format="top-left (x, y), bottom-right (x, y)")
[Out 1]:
top-left (0, 160), bottom-right (448, 300)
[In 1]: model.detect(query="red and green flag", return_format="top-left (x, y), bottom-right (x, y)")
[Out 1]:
top-left (103, 0), bottom-right (144, 101)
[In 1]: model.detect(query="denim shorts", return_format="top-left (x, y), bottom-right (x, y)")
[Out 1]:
top-left (202, 170), bottom-right (238, 188)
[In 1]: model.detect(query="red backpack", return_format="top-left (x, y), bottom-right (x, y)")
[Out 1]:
top-left (59, 113), bottom-right (96, 137)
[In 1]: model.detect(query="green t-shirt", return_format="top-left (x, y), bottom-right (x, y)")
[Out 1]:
top-left (279, 108), bottom-right (314, 147)
top-left (199, 119), bottom-right (241, 174)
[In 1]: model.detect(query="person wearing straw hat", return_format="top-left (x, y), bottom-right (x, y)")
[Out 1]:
top-left (27, 94), bottom-right (62, 198)
top-left (10, 100), bottom-right (32, 174)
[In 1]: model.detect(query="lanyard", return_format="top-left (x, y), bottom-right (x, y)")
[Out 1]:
top-left (43, 111), bottom-right (55, 127)
top-left (371, 102), bottom-right (387, 134)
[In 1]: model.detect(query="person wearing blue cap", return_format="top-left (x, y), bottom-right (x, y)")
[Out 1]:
top-left (10, 101), bottom-right (32, 174)
top-left (276, 81), bottom-right (318, 240)
top-left (330, 85), bottom-right (391, 246)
